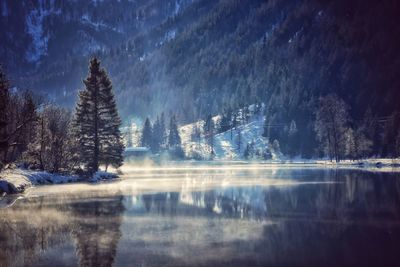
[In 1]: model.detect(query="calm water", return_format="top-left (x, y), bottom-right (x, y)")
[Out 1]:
top-left (1, 165), bottom-right (400, 267)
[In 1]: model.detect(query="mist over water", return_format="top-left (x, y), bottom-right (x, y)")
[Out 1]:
top-left (1, 165), bottom-right (400, 266)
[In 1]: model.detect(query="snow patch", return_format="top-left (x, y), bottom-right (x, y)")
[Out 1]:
top-left (174, 1), bottom-right (181, 15)
top-left (139, 54), bottom-right (147, 61)
top-left (81, 13), bottom-right (124, 33)
top-left (179, 104), bottom-right (278, 160)
top-left (89, 171), bottom-right (119, 183)
top-left (157, 29), bottom-right (177, 47)
top-left (288, 27), bottom-right (303, 44)
top-left (25, 0), bottom-right (61, 63)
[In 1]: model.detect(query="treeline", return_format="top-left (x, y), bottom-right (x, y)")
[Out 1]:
top-left (184, 99), bottom-right (400, 161)
top-left (0, 69), bottom-right (37, 168)
top-left (136, 105), bottom-right (262, 160)
top-left (260, 94), bottom-right (400, 161)
top-left (139, 114), bottom-right (184, 158)
top-left (0, 83), bottom-right (77, 172)
top-left (0, 58), bottom-right (124, 176)
top-left (314, 95), bottom-right (400, 162)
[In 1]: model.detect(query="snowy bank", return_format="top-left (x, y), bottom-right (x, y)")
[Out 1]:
top-left (89, 171), bottom-right (119, 183)
top-left (313, 158), bottom-right (400, 171)
top-left (0, 169), bottom-right (119, 195)
top-left (0, 169), bottom-right (80, 194)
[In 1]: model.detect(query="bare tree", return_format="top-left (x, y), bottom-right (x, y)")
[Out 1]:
top-left (315, 94), bottom-right (350, 162)
top-left (25, 105), bottom-right (75, 173)
top-left (1, 90), bottom-right (37, 166)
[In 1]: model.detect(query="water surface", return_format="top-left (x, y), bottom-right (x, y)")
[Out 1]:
top-left (1, 165), bottom-right (400, 267)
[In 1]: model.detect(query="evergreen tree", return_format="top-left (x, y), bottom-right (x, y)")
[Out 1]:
top-left (152, 116), bottom-right (161, 152)
top-left (236, 128), bottom-right (242, 153)
top-left (159, 112), bottom-right (167, 149)
top-left (244, 144), bottom-right (251, 159)
top-left (168, 115), bottom-right (181, 148)
top-left (219, 108), bottom-right (232, 133)
top-left (125, 125), bottom-right (133, 148)
top-left (168, 115), bottom-right (184, 158)
top-left (231, 112), bottom-right (237, 141)
top-left (73, 89), bottom-right (95, 172)
top-left (151, 114), bottom-right (167, 153)
top-left (243, 106), bottom-right (250, 123)
top-left (73, 58), bottom-right (124, 174)
top-left (141, 117), bottom-right (153, 149)
top-left (244, 141), bottom-right (254, 159)
top-left (287, 120), bottom-right (298, 157)
top-left (99, 69), bottom-right (125, 170)
top-left (204, 114), bottom-right (215, 156)
top-left (191, 123), bottom-right (201, 145)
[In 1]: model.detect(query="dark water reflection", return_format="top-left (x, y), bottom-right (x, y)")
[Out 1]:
top-left (1, 168), bottom-right (400, 266)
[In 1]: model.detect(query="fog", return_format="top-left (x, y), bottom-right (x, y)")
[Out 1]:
top-left (26, 163), bottom-right (338, 199)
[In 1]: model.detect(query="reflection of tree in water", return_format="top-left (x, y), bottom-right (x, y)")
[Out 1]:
top-left (142, 194), bottom-right (153, 212)
top-left (0, 217), bottom-right (42, 266)
top-left (204, 190), bottom-right (215, 212)
top-left (206, 189), bottom-right (252, 218)
top-left (191, 191), bottom-right (203, 207)
top-left (263, 170), bottom-right (400, 221)
top-left (0, 196), bottom-right (73, 266)
top-left (141, 192), bottom-right (180, 215)
top-left (154, 193), bottom-right (167, 215)
top-left (71, 195), bottom-right (125, 267)
top-left (170, 192), bottom-right (179, 215)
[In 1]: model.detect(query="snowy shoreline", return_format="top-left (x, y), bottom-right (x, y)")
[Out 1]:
top-left (0, 169), bottom-right (118, 195)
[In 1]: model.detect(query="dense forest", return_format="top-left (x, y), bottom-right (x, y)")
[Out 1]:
top-left (1, 0), bottom-right (400, 160)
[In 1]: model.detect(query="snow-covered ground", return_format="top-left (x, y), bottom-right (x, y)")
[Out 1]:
top-left (89, 171), bottom-right (119, 183)
top-left (0, 169), bottom-right (80, 195)
top-left (179, 105), bottom-right (279, 160)
top-left (313, 158), bottom-right (400, 172)
top-left (0, 168), bottom-right (118, 195)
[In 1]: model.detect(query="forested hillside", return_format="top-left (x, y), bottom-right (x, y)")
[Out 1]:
top-left (1, 0), bottom-right (400, 158)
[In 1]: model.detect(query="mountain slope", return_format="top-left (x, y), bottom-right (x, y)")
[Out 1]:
top-left (1, 0), bottom-right (400, 158)
top-left (179, 105), bottom-right (281, 160)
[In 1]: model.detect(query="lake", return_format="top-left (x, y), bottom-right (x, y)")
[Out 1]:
top-left (1, 164), bottom-right (400, 267)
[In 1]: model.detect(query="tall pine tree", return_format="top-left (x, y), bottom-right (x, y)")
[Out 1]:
top-left (168, 115), bottom-right (184, 158)
top-left (98, 68), bottom-right (124, 170)
top-left (168, 115), bottom-right (181, 148)
top-left (141, 117), bottom-right (153, 149)
top-left (159, 112), bottom-right (167, 149)
top-left (204, 114), bottom-right (215, 156)
top-left (73, 58), bottom-right (124, 174)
